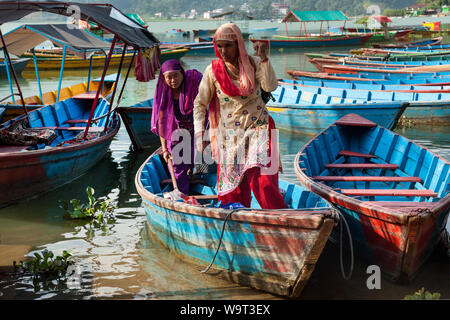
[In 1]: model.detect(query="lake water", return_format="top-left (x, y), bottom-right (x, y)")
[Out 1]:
top-left (0, 16), bottom-right (449, 302)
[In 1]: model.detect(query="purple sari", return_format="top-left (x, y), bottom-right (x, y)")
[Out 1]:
top-left (151, 60), bottom-right (203, 194)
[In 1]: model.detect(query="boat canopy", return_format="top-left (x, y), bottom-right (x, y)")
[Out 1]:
top-left (0, 24), bottom-right (112, 58)
top-left (0, 1), bottom-right (159, 49)
top-left (282, 10), bottom-right (349, 23)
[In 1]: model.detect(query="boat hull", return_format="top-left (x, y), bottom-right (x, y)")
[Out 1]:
top-left (136, 151), bottom-right (338, 297)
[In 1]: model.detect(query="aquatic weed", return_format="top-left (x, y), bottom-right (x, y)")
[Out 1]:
top-left (403, 287), bottom-right (441, 300)
top-left (59, 186), bottom-right (116, 223)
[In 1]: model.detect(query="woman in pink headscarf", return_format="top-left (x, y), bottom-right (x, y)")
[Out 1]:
top-left (151, 59), bottom-right (203, 195)
top-left (193, 23), bottom-right (286, 209)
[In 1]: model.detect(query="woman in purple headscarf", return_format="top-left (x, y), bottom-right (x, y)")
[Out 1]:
top-left (151, 59), bottom-right (203, 195)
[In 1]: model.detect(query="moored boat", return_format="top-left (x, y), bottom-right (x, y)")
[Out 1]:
top-left (0, 58), bottom-right (30, 77)
top-left (1, 74), bottom-right (117, 123)
top-left (372, 37), bottom-right (443, 49)
top-left (266, 85), bottom-right (407, 134)
top-left (135, 149), bottom-right (339, 298)
top-left (0, 96), bottom-right (120, 208)
top-left (116, 98), bottom-right (159, 150)
top-left (294, 113), bottom-right (450, 282)
top-left (277, 80), bottom-right (450, 125)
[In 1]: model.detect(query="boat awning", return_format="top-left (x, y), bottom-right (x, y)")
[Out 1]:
top-left (126, 14), bottom-right (148, 28)
top-left (282, 10), bottom-right (349, 23)
top-left (0, 1), bottom-right (159, 49)
top-left (0, 24), bottom-right (113, 58)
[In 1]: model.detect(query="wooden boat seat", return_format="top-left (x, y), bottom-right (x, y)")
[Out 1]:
top-left (313, 176), bottom-right (422, 182)
top-left (72, 92), bottom-right (104, 100)
top-left (63, 119), bottom-right (97, 124)
top-left (338, 150), bottom-right (376, 159)
top-left (340, 189), bottom-right (437, 197)
top-left (35, 126), bottom-right (104, 132)
top-left (191, 194), bottom-right (218, 200)
top-left (326, 163), bottom-right (398, 170)
top-left (365, 201), bottom-right (436, 208)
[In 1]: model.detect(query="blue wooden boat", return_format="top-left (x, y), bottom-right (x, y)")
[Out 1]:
top-left (288, 70), bottom-right (450, 86)
top-left (162, 41), bottom-right (214, 55)
top-left (116, 98), bottom-right (159, 150)
top-left (277, 80), bottom-right (450, 124)
top-left (135, 148), bottom-right (339, 298)
top-left (294, 113), bottom-right (450, 282)
top-left (266, 85), bottom-right (407, 134)
top-left (0, 96), bottom-right (120, 208)
top-left (279, 78), bottom-right (450, 92)
top-left (0, 58), bottom-right (30, 77)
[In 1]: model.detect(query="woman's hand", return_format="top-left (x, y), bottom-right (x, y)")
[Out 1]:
top-left (253, 40), bottom-right (269, 62)
top-left (162, 149), bottom-right (171, 163)
top-left (195, 131), bottom-right (208, 153)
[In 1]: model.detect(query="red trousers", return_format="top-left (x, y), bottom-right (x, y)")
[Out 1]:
top-left (217, 166), bottom-right (286, 209)
top-left (217, 117), bottom-right (286, 209)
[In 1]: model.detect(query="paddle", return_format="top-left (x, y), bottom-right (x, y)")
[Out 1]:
top-left (163, 155), bottom-right (186, 200)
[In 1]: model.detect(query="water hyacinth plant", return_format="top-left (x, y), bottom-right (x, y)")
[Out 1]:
top-left (59, 186), bottom-right (116, 222)
top-left (403, 287), bottom-right (441, 300)
top-left (14, 249), bottom-right (73, 278)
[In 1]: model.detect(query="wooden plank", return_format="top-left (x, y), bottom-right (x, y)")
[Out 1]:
top-left (35, 126), bottom-right (104, 132)
top-left (326, 163), bottom-right (398, 170)
top-left (338, 150), bottom-right (376, 159)
top-left (313, 176), bottom-right (422, 182)
top-left (191, 194), bottom-right (218, 200)
top-left (64, 119), bottom-right (89, 124)
top-left (341, 189), bottom-right (437, 197)
top-left (365, 201), bottom-right (436, 208)
top-left (72, 92), bottom-right (104, 100)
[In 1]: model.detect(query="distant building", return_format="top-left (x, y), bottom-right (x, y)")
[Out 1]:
top-left (272, 3), bottom-right (289, 18)
top-left (188, 9), bottom-right (197, 19)
top-left (405, 3), bottom-right (427, 15)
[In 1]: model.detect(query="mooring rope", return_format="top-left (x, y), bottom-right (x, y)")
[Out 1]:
top-left (337, 209), bottom-right (354, 280)
top-left (200, 208), bottom-right (243, 274)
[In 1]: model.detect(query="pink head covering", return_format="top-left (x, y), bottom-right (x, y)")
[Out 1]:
top-left (213, 23), bottom-right (255, 96)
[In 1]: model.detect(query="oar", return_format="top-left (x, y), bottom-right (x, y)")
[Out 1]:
top-left (166, 156), bottom-right (178, 191)
top-left (163, 153), bottom-right (186, 200)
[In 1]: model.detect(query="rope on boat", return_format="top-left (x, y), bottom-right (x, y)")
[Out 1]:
top-left (337, 209), bottom-right (354, 280)
top-left (324, 200), bottom-right (354, 281)
top-left (200, 208), bottom-right (244, 274)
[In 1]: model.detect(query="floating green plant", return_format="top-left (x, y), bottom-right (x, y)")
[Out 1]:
top-left (59, 186), bottom-right (116, 222)
top-left (403, 287), bottom-right (441, 300)
top-left (14, 249), bottom-right (73, 278)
